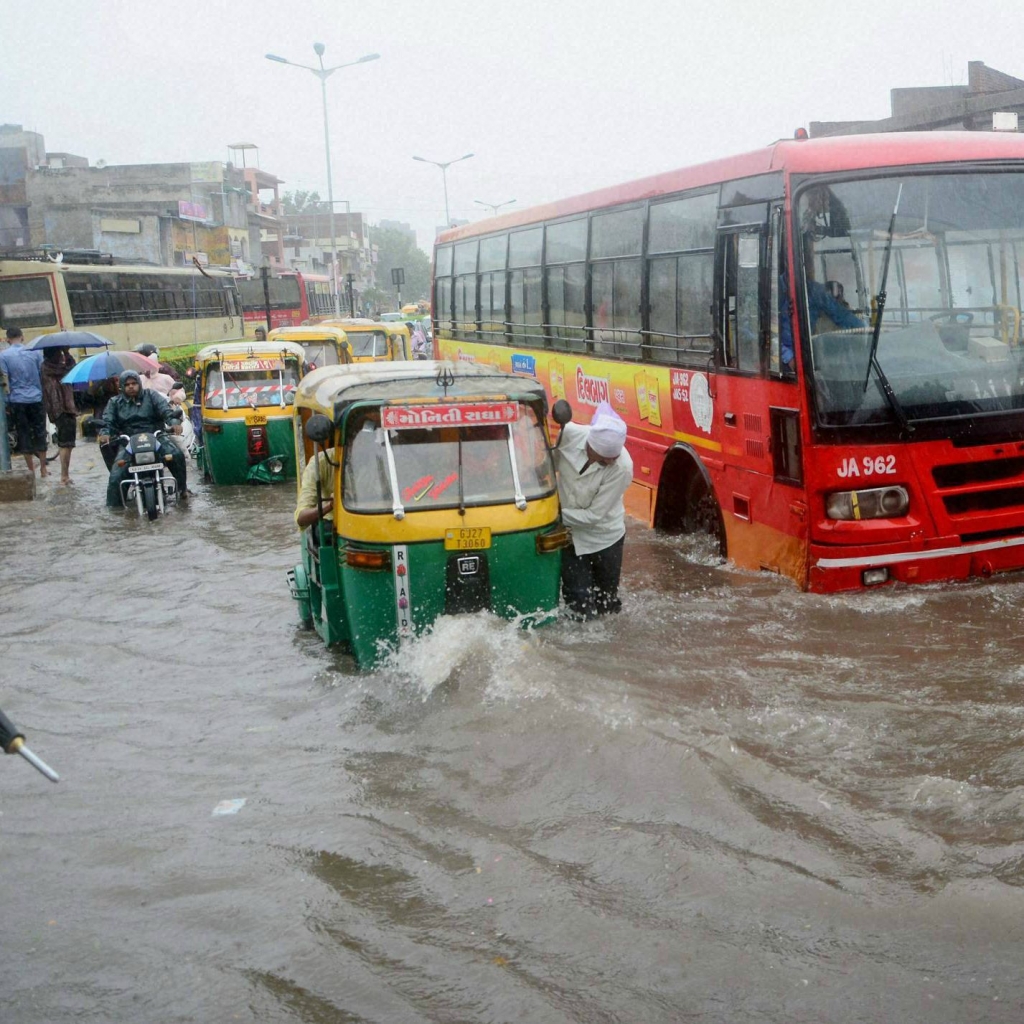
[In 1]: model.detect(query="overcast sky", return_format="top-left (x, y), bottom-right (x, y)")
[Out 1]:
top-left (4, 0), bottom-right (1023, 252)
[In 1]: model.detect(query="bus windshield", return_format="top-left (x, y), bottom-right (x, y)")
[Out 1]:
top-left (798, 172), bottom-right (1024, 427)
top-left (342, 406), bottom-right (555, 512)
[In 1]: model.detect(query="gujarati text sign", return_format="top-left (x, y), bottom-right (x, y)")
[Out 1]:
top-left (382, 402), bottom-right (519, 430)
top-left (221, 358), bottom-right (284, 371)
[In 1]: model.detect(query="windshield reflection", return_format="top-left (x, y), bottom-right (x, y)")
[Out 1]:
top-left (797, 173), bottom-right (1024, 426)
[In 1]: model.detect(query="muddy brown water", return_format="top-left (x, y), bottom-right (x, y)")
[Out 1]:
top-left (2, 444), bottom-right (1024, 1023)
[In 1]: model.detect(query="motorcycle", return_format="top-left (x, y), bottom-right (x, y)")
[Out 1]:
top-left (116, 430), bottom-right (178, 520)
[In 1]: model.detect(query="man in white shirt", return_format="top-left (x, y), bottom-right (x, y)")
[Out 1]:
top-left (555, 401), bottom-right (633, 619)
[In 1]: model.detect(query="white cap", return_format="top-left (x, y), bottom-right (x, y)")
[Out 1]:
top-left (588, 401), bottom-right (626, 458)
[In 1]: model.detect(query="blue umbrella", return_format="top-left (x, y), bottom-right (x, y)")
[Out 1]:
top-left (28, 331), bottom-right (113, 351)
top-left (61, 350), bottom-right (159, 387)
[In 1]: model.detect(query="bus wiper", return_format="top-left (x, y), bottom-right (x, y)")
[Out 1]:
top-left (868, 362), bottom-right (913, 434)
top-left (861, 183), bottom-right (913, 436)
top-left (863, 182), bottom-right (903, 393)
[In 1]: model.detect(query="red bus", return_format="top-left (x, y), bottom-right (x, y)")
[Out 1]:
top-left (235, 270), bottom-right (335, 334)
top-left (432, 131), bottom-right (1024, 592)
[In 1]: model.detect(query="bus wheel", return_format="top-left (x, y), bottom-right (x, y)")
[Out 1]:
top-left (681, 474), bottom-right (726, 556)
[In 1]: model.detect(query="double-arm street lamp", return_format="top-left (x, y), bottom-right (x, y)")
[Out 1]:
top-left (412, 153), bottom-right (474, 228)
top-left (266, 43), bottom-right (379, 317)
top-left (474, 198), bottom-right (516, 216)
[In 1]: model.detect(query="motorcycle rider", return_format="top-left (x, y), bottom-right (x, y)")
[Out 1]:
top-left (97, 370), bottom-right (187, 508)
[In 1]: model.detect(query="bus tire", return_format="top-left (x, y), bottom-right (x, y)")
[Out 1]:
top-left (655, 447), bottom-right (726, 557)
top-left (681, 474), bottom-right (725, 554)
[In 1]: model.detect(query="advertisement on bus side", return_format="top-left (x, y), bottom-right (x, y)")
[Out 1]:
top-left (436, 339), bottom-right (721, 453)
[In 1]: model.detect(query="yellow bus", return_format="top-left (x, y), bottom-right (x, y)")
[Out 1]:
top-left (0, 257), bottom-right (243, 353)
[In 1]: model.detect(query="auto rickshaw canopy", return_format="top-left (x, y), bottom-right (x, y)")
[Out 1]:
top-left (294, 360), bottom-right (548, 430)
top-left (194, 339), bottom-right (308, 365)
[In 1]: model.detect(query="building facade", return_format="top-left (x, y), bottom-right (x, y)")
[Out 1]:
top-left (811, 61), bottom-right (1024, 137)
top-left (1, 124), bottom-right (382, 306)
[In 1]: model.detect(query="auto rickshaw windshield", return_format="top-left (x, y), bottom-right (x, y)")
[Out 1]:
top-left (205, 363), bottom-right (300, 409)
top-left (300, 341), bottom-right (340, 367)
top-left (348, 330), bottom-right (389, 358)
top-left (342, 404), bottom-right (555, 513)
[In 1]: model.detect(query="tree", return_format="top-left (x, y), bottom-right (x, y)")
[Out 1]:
top-left (281, 190), bottom-right (322, 215)
top-left (372, 226), bottom-right (431, 307)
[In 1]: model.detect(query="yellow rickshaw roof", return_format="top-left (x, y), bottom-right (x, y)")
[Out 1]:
top-left (194, 340), bottom-right (307, 362)
top-left (294, 360), bottom-right (547, 419)
top-left (266, 325), bottom-right (350, 343)
top-left (316, 318), bottom-right (404, 333)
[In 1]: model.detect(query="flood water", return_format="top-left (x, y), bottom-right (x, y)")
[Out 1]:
top-left (3, 444), bottom-right (1024, 1023)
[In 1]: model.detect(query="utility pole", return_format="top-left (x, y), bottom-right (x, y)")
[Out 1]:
top-left (261, 256), bottom-right (272, 331)
top-left (346, 272), bottom-right (356, 317)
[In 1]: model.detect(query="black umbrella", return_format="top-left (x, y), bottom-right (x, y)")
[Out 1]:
top-left (28, 331), bottom-right (112, 351)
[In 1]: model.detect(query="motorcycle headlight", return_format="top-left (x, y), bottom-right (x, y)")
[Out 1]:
top-left (267, 457), bottom-right (285, 475)
top-left (135, 452), bottom-right (156, 465)
top-left (826, 485), bottom-right (909, 521)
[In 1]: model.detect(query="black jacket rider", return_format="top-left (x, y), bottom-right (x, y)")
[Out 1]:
top-left (101, 370), bottom-right (181, 439)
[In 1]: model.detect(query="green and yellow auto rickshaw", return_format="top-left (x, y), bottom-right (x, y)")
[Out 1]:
top-left (267, 325), bottom-right (351, 370)
top-left (287, 360), bottom-right (571, 667)
top-left (193, 339), bottom-right (306, 485)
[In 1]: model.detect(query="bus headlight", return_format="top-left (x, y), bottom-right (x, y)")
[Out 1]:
top-left (826, 485), bottom-right (909, 521)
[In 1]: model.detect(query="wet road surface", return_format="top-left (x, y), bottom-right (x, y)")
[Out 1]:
top-left (2, 443), bottom-right (1024, 1022)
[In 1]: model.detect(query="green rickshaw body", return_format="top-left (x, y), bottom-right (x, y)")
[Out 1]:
top-left (288, 361), bottom-right (570, 668)
top-left (194, 340), bottom-right (306, 485)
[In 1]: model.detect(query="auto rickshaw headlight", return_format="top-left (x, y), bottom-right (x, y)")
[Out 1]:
top-left (267, 457), bottom-right (285, 475)
top-left (826, 485), bottom-right (909, 520)
top-left (536, 526), bottom-right (572, 553)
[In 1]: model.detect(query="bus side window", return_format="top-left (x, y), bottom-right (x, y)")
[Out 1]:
top-left (769, 204), bottom-right (795, 378)
top-left (770, 407), bottom-right (803, 485)
top-left (720, 226), bottom-right (762, 374)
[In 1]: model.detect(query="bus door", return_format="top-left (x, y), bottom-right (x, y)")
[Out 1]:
top-left (714, 200), bottom-right (805, 572)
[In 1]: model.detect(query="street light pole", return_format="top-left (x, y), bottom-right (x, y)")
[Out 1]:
top-left (315, 48), bottom-right (341, 317)
top-left (412, 153), bottom-right (474, 227)
top-left (266, 45), bottom-right (380, 318)
top-left (474, 198), bottom-right (516, 216)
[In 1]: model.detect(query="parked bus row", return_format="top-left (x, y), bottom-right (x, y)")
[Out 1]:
top-left (0, 257), bottom-right (243, 351)
top-left (0, 257), bottom-right (421, 359)
top-left (234, 270), bottom-right (334, 336)
top-left (431, 131), bottom-right (1024, 594)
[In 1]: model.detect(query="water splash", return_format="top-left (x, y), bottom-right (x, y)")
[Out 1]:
top-left (376, 610), bottom-right (557, 700)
